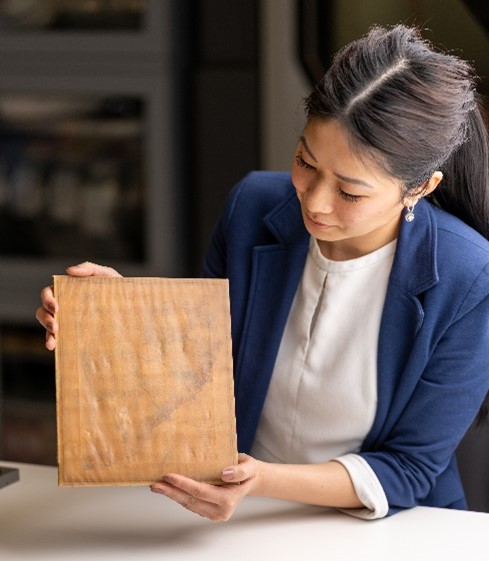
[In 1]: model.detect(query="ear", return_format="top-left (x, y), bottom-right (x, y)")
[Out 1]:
top-left (424, 171), bottom-right (443, 196)
top-left (404, 171), bottom-right (443, 206)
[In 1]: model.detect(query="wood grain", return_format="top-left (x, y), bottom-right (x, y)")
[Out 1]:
top-left (54, 276), bottom-right (237, 486)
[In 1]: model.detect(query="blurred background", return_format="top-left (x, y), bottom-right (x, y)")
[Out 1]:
top-left (0, 0), bottom-right (487, 510)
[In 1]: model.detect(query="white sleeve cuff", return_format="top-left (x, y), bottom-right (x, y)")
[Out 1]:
top-left (334, 454), bottom-right (389, 520)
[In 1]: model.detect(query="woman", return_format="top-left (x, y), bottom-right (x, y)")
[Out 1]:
top-left (37, 25), bottom-right (489, 520)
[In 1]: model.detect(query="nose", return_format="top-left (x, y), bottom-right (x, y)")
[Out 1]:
top-left (302, 180), bottom-right (335, 215)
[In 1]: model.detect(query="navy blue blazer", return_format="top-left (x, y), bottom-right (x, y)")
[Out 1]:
top-left (202, 171), bottom-right (489, 514)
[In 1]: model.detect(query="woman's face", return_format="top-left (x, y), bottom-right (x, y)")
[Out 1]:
top-left (291, 118), bottom-right (406, 260)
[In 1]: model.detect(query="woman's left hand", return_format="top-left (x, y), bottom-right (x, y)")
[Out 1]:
top-left (150, 453), bottom-right (261, 521)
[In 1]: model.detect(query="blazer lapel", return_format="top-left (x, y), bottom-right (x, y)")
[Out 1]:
top-left (363, 200), bottom-right (439, 450)
top-left (234, 193), bottom-right (309, 451)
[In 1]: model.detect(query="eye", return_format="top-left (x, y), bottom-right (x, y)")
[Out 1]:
top-left (337, 186), bottom-right (362, 203)
top-left (295, 154), bottom-right (316, 172)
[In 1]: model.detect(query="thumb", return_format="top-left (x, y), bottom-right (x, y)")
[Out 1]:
top-left (221, 453), bottom-right (256, 483)
top-left (66, 261), bottom-right (122, 278)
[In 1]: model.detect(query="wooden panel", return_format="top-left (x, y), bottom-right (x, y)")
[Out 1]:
top-left (54, 275), bottom-right (237, 486)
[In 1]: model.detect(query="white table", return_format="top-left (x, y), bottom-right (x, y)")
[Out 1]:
top-left (0, 461), bottom-right (487, 560)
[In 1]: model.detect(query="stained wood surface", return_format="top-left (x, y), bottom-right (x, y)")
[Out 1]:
top-left (54, 275), bottom-right (237, 486)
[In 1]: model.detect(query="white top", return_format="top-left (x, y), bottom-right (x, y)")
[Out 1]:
top-left (251, 237), bottom-right (397, 519)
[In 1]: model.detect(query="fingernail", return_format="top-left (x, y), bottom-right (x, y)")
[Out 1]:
top-left (162, 475), bottom-right (175, 485)
top-left (222, 468), bottom-right (234, 481)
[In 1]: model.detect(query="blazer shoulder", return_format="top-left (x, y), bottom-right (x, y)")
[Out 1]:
top-left (222, 171), bottom-right (296, 225)
top-left (431, 206), bottom-right (489, 310)
top-left (433, 206), bottom-right (489, 267)
top-left (233, 171), bottom-right (294, 204)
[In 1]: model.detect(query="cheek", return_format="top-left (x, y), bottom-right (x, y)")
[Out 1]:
top-left (336, 201), bottom-right (387, 227)
top-left (290, 167), bottom-right (303, 192)
top-left (347, 200), bottom-right (403, 228)
top-left (373, 199), bottom-right (404, 220)
top-left (335, 205), bottom-right (363, 226)
top-left (351, 203), bottom-right (378, 218)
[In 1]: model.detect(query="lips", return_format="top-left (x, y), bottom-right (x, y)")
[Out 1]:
top-left (305, 212), bottom-right (334, 229)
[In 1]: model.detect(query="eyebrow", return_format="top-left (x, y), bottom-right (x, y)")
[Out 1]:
top-left (333, 172), bottom-right (374, 190)
top-left (299, 135), bottom-right (374, 189)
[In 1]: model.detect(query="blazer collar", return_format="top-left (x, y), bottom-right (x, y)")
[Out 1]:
top-left (263, 189), bottom-right (310, 247)
top-left (390, 199), bottom-right (439, 295)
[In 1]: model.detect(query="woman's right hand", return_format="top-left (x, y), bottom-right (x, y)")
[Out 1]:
top-left (35, 261), bottom-right (122, 351)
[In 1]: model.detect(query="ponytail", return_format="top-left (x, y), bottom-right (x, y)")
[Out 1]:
top-left (430, 101), bottom-right (489, 239)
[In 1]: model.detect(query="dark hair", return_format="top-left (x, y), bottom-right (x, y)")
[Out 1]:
top-left (305, 25), bottom-right (489, 424)
top-left (304, 25), bottom-right (489, 226)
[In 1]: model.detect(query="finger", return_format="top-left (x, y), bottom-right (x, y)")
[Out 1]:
top-left (156, 474), bottom-right (225, 505)
top-left (35, 306), bottom-right (58, 334)
top-left (41, 285), bottom-right (57, 314)
top-left (45, 331), bottom-right (56, 351)
top-left (66, 261), bottom-right (122, 278)
top-left (150, 481), bottom-right (221, 519)
top-left (221, 453), bottom-right (256, 483)
top-left (35, 306), bottom-right (58, 351)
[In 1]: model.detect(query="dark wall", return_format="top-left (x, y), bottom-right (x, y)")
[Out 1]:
top-left (187, 0), bottom-right (260, 273)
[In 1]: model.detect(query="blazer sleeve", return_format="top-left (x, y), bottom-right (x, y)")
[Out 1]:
top-left (360, 264), bottom-right (489, 513)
